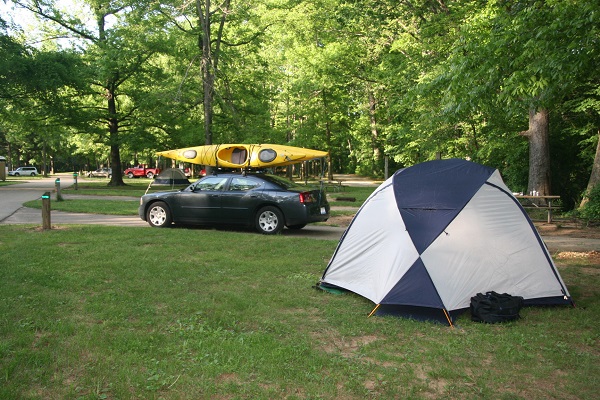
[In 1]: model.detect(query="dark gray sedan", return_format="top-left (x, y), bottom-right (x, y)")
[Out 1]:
top-left (138, 172), bottom-right (330, 234)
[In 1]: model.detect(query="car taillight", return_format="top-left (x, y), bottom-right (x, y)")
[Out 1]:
top-left (299, 192), bottom-right (315, 203)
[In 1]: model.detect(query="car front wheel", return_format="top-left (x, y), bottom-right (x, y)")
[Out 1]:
top-left (255, 206), bottom-right (284, 234)
top-left (14, 173), bottom-right (20, 176)
top-left (147, 202), bottom-right (172, 227)
top-left (127, 172), bottom-right (134, 178)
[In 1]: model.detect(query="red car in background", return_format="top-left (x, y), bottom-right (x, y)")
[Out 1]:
top-left (124, 165), bottom-right (161, 179)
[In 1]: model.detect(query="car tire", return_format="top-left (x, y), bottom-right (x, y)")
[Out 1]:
top-left (14, 173), bottom-right (20, 177)
top-left (31, 173), bottom-right (36, 176)
top-left (146, 172), bottom-right (154, 179)
top-left (146, 201), bottom-right (172, 227)
top-left (127, 172), bottom-right (134, 178)
top-left (255, 206), bottom-right (284, 235)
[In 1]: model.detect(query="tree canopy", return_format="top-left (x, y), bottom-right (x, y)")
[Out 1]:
top-left (1, 0), bottom-right (598, 207)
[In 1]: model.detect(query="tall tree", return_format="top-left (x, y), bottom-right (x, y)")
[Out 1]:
top-left (0, 17), bottom-right (87, 174)
top-left (429, 0), bottom-right (599, 196)
top-left (166, 0), bottom-right (270, 147)
top-left (195, 0), bottom-right (229, 145)
top-left (11, 0), bottom-right (173, 185)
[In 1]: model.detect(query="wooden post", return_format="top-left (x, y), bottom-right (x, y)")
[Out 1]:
top-left (42, 192), bottom-right (51, 230)
top-left (55, 178), bottom-right (63, 201)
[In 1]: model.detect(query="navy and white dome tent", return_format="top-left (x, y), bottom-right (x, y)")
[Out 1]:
top-left (319, 159), bottom-right (573, 326)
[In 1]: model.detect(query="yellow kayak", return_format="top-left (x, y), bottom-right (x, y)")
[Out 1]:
top-left (156, 144), bottom-right (328, 168)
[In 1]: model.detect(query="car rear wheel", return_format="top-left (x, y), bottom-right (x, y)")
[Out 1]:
top-left (256, 206), bottom-right (284, 234)
top-left (147, 201), bottom-right (172, 227)
top-left (146, 172), bottom-right (154, 178)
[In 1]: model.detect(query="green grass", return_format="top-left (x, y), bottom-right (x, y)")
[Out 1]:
top-left (65, 179), bottom-right (164, 197)
top-left (0, 181), bottom-right (21, 187)
top-left (327, 186), bottom-right (375, 207)
top-left (0, 176), bottom-right (44, 186)
top-left (25, 198), bottom-right (139, 215)
top-left (0, 225), bottom-right (598, 399)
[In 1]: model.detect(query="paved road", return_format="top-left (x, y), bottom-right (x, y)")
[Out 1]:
top-left (0, 175), bottom-right (156, 227)
top-left (0, 174), bottom-right (76, 221)
top-left (0, 175), bottom-right (347, 237)
top-left (1, 175), bottom-right (598, 251)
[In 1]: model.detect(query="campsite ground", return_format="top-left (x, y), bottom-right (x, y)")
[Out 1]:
top-left (535, 221), bottom-right (600, 264)
top-left (1, 178), bottom-right (598, 398)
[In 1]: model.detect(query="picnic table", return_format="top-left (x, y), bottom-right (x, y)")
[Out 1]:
top-left (514, 195), bottom-right (561, 223)
top-left (319, 179), bottom-right (344, 192)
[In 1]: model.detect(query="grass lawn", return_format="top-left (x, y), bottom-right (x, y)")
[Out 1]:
top-left (1, 176), bottom-right (43, 187)
top-left (24, 198), bottom-right (140, 216)
top-left (0, 224), bottom-right (598, 399)
top-left (21, 183), bottom-right (376, 217)
top-left (0, 181), bottom-right (24, 187)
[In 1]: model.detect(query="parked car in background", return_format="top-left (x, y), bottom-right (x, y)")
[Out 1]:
top-left (138, 172), bottom-right (330, 234)
top-left (87, 168), bottom-right (112, 178)
top-left (123, 165), bottom-right (161, 179)
top-left (8, 166), bottom-right (38, 176)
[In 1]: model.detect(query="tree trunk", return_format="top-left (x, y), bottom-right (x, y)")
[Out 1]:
top-left (322, 89), bottom-right (333, 181)
top-left (197, 0), bottom-right (229, 174)
top-left (42, 140), bottom-right (48, 178)
top-left (107, 89), bottom-right (125, 186)
top-left (368, 88), bottom-right (381, 171)
top-left (520, 108), bottom-right (551, 197)
top-left (198, 0), bottom-right (214, 146)
top-left (580, 129), bottom-right (600, 207)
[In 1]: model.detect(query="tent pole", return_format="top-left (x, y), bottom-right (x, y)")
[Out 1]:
top-left (368, 304), bottom-right (381, 318)
top-left (443, 309), bottom-right (454, 328)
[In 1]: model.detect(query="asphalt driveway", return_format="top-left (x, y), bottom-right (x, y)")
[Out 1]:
top-left (0, 175), bottom-right (346, 238)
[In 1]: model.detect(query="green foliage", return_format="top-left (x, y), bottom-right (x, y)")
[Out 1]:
top-left (2, 0), bottom-right (599, 208)
top-left (580, 184), bottom-right (600, 221)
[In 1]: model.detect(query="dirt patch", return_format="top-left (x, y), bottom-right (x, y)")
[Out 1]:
top-left (32, 225), bottom-right (70, 232)
top-left (318, 333), bottom-right (381, 357)
top-left (326, 214), bottom-right (355, 227)
top-left (534, 221), bottom-right (600, 239)
top-left (556, 250), bottom-right (600, 265)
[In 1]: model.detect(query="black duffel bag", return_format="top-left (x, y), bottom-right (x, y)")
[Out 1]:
top-left (470, 291), bottom-right (524, 323)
